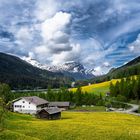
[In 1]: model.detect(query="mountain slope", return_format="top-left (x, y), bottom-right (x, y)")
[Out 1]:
top-left (22, 57), bottom-right (95, 80)
top-left (0, 52), bottom-right (73, 89)
top-left (107, 56), bottom-right (140, 79)
top-left (75, 56), bottom-right (140, 86)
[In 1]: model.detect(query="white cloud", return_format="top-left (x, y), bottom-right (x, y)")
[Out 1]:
top-left (34, 0), bottom-right (59, 21)
top-left (32, 11), bottom-right (81, 65)
top-left (128, 34), bottom-right (140, 53)
top-left (51, 43), bottom-right (81, 65)
top-left (103, 62), bottom-right (110, 67)
top-left (16, 27), bottom-right (32, 41)
top-left (93, 66), bottom-right (103, 76)
top-left (41, 11), bottom-right (71, 41)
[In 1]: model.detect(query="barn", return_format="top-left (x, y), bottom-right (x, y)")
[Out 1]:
top-left (49, 102), bottom-right (70, 110)
top-left (36, 107), bottom-right (61, 120)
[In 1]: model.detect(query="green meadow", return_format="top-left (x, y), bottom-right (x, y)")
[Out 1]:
top-left (0, 111), bottom-right (140, 140)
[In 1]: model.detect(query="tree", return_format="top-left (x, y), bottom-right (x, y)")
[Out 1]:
top-left (0, 83), bottom-right (10, 131)
top-left (75, 87), bottom-right (82, 106)
top-left (0, 83), bottom-right (12, 103)
top-left (46, 86), bottom-right (54, 101)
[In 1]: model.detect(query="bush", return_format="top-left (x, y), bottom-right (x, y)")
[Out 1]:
top-left (116, 95), bottom-right (127, 102)
top-left (138, 107), bottom-right (140, 113)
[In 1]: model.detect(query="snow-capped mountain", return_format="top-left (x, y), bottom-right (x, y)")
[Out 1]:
top-left (22, 57), bottom-right (96, 80)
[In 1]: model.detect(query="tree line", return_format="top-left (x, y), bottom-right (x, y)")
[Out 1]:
top-left (0, 83), bottom-right (105, 106)
top-left (110, 76), bottom-right (140, 101)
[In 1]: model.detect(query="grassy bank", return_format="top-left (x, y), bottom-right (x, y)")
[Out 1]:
top-left (0, 111), bottom-right (140, 140)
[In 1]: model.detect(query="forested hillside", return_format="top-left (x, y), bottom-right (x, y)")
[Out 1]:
top-left (0, 53), bottom-right (73, 89)
top-left (75, 56), bottom-right (140, 86)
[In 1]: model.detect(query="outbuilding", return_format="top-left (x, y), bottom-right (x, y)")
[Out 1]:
top-left (36, 107), bottom-right (61, 120)
top-left (49, 102), bottom-right (70, 110)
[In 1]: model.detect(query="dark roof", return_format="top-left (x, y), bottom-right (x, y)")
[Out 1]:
top-left (49, 102), bottom-right (70, 107)
top-left (38, 107), bottom-right (61, 115)
top-left (12, 96), bottom-right (48, 106)
top-left (23, 96), bottom-right (48, 106)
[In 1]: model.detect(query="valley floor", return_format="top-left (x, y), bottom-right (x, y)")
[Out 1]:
top-left (0, 111), bottom-right (140, 140)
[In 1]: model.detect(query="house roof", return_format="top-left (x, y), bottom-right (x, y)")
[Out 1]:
top-left (12, 96), bottom-right (48, 106)
top-left (38, 107), bottom-right (61, 115)
top-left (49, 102), bottom-right (70, 107)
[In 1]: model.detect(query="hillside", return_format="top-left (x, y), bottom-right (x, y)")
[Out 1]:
top-left (0, 111), bottom-right (140, 140)
top-left (107, 56), bottom-right (140, 79)
top-left (71, 79), bottom-right (120, 94)
top-left (75, 56), bottom-right (140, 86)
top-left (0, 52), bottom-right (73, 89)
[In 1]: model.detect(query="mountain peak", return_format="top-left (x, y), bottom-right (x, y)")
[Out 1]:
top-left (22, 57), bottom-right (96, 80)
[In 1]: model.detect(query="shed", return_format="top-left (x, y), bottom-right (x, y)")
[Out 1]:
top-left (36, 107), bottom-right (61, 120)
top-left (49, 102), bottom-right (70, 110)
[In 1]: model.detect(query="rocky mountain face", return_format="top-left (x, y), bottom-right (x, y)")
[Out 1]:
top-left (22, 57), bottom-right (96, 80)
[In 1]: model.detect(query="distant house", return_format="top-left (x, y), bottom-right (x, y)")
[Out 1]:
top-left (106, 92), bottom-right (110, 97)
top-left (49, 102), bottom-right (70, 110)
top-left (36, 107), bottom-right (61, 119)
top-left (12, 96), bottom-right (49, 114)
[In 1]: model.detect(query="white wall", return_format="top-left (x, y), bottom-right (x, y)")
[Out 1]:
top-left (13, 98), bottom-right (37, 114)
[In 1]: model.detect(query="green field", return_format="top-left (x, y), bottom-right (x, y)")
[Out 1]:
top-left (71, 106), bottom-right (106, 112)
top-left (71, 76), bottom-right (138, 94)
top-left (1, 111), bottom-right (140, 140)
top-left (71, 79), bottom-right (120, 94)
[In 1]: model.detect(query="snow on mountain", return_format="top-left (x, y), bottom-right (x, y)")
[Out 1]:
top-left (22, 57), bottom-right (98, 80)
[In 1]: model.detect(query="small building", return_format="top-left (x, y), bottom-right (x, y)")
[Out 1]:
top-left (12, 96), bottom-right (49, 114)
top-left (106, 92), bottom-right (110, 97)
top-left (49, 102), bottom-right (70, 110)
top-left (36, 107), bottom-right (61, 120)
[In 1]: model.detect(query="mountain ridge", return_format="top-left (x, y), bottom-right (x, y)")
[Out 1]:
top-left (0, 52), bottom-right (73, 89)
top-left (22, 57), bottom-right (96, 80)
top-left (74, 55), bottom-right (140, 86)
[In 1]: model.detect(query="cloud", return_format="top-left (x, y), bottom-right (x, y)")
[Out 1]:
top-left (33, 11), bottom-right (81, 65)
top-left (16, 27), bottom-right (32, 41)
top-left (103, 62), bottom-right (110, 67)
top-left (41, 11), bottom-right (71, 40)
top-left (128, 34), bottom-right (140, 54)
top-left (51, 43), bottom-right (81, 65)
top-left (34, 0), bottom-right (59, 21)
top-left (0, 0), bottom-right (140, 74)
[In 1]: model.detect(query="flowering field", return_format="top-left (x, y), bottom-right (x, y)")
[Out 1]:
top-left (71, 79), bottom-right (120, 94)
top-left (0, 111), bottom-right (140, 140)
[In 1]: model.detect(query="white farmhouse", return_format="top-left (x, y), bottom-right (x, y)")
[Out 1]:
top-left (12, 96), bottom-right (48, 114)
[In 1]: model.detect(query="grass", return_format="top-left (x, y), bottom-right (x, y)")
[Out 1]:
top-left (0, 111), bottom-right (140, 140)
top-left (70, 75), bottom-right (139, 95)
top-left (70, 106), bottom-right (106, 112)
top-left (71, 79), bottom-right (120, 95)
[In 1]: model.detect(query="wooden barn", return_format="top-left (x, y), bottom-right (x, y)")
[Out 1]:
top-left (36, 107), bottom-right (61, 120)
top-left (49, 102), bottom-right (70, 110)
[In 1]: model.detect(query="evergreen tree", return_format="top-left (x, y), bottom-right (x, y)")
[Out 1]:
top-left (75, 87), bottom-right (82, 106)
top-left (0, 83), bottom-right (12, 103)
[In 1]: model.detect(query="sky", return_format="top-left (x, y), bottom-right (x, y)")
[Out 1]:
top-left (0, 0), bottom-right (140, 74)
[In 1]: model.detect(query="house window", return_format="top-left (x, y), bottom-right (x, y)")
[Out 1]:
top-left (29, 102), bottom-right (30, 104)
top-left (29, 106), bottom-right (30, 108)
top-left (23, 101), bottom-right (25, 103)
top-left (15, 105), bottom-right (22, 108)
top-left (23, 106), bottom-right (25, 108)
